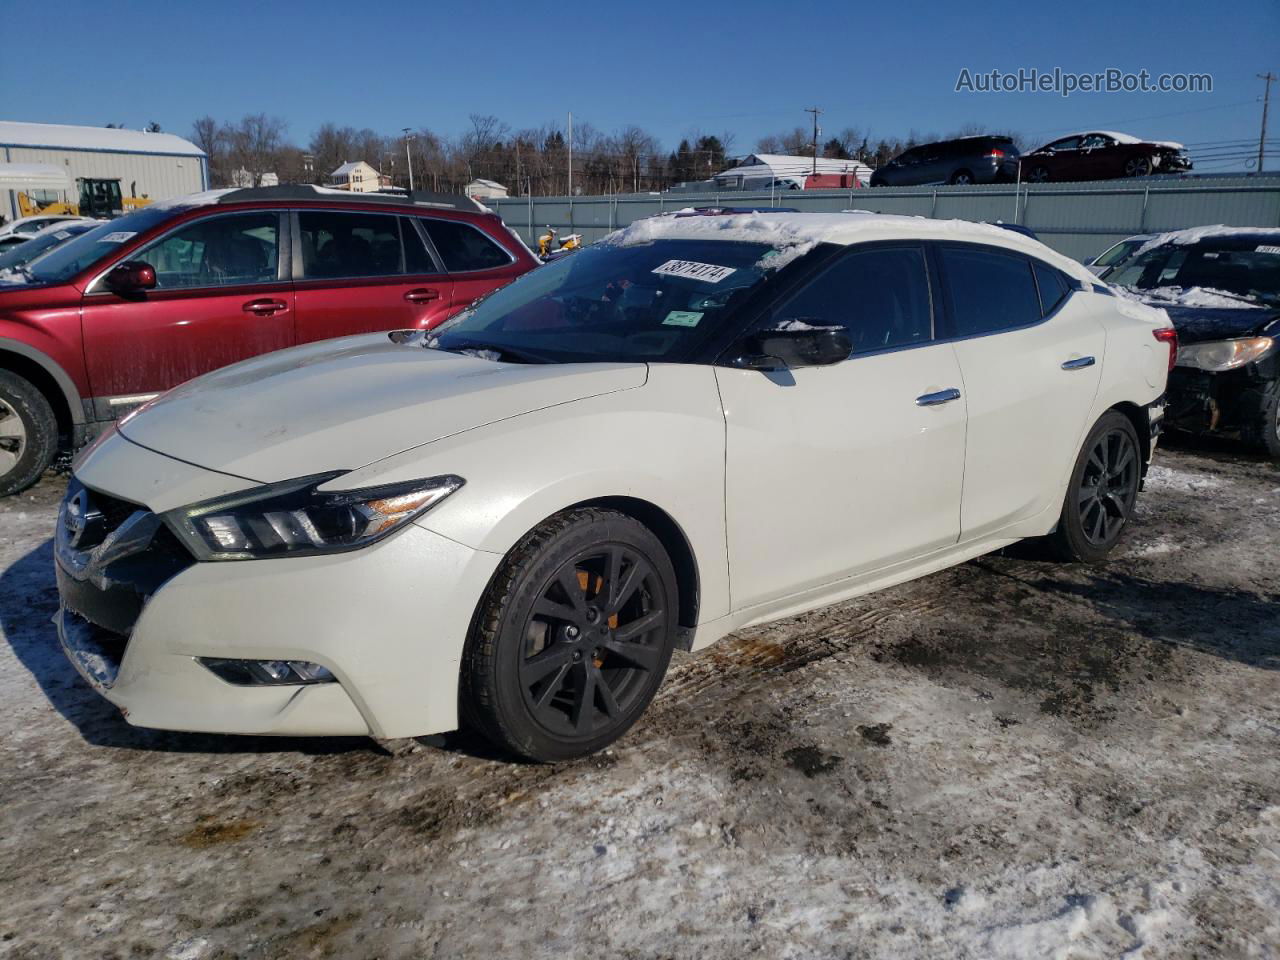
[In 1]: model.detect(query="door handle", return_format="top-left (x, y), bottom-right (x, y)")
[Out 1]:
top-left (1061, 355), bottom-right (1096, 370)
top-left (242, 298), bottom-right (287, 316)
top-left (404, 288), bottom-right (441, 303)
top-left (915, 388), bottom-right (962, 406)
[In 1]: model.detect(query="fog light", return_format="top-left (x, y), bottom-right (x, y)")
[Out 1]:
top-left (199, 657), bottom-right (336, 686)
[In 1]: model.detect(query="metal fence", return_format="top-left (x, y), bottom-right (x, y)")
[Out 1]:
top-left (484, 175), bottom-right (1280, 262)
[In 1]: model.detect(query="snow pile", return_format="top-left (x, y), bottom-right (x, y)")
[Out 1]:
top-left (1132, 225), bottom-right (1280, 260)
top-left (1113, 284), bottom-right (1264, 310)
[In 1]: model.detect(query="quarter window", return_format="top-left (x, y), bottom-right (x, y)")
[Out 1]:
top-left (299, 211), bottom-right (404, 279)
top-left (1032, 260), bottom-right (1070, 315)
top-left (422, 218), bottom-right (512, 272)
top-left (136, 213), bottom-right (279, 289)
top-left (764, 246), bottom-right (933, 354)
top-left (938, 245), bottom-right (1042, 337)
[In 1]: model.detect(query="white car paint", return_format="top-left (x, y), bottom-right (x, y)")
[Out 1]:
top-left (57, 213), bottom-right (1172, 741)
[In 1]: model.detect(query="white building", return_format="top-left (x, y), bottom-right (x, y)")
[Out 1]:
top-left (329, 160), bottom-right (382, 192)
top-left (0, 120), bottom-right (207, 220)
top-left (230, 168), bottom-right (279, 188)
top-left (465, 178), bottom-right (509, 200)
top-left (713, 154), bottom-right (873, 190)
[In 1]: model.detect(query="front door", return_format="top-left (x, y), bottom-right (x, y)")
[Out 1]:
top-left (292, 209), bottom-right (454, 344)
top-left (933, 243), bottom-right (1106, 540)
top-left (718, 243), bottom-right (967, 610)
top-left (80, 210), bottom-right (293, 415)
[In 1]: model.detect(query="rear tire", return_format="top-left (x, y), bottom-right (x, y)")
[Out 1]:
top-left (0, 371), bottom-right (58, 497)
top-left (950, 169), bottom-right (975, 185)
top-left (1027, 166), bottom-right (1050, 183)
top-left (460, 508), bottom-right (678, 762)
top-left (1045, 411), bottom-right (1142, 563)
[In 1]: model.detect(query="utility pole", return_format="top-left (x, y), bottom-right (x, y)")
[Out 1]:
top-left (1259, 73), bottom-right (1276, 173)
top-left (402, 128), bottom-right (415, 192)
top-left (805, 106), bottom-right (822, 176)
top-left (567, 111), bottom-right (573, 198)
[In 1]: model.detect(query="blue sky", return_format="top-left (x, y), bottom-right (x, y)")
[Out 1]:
top-left (3, 0), bottom-right (1277, 169)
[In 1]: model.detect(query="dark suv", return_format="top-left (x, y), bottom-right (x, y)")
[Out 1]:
top-left (0, 185), bottom-right (538, 494)
top-left (869, 136), bottom-right (1020, 187)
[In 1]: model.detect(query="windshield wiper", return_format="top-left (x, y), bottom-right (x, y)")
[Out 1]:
top-left (433, 339), bottom-right (553, 365)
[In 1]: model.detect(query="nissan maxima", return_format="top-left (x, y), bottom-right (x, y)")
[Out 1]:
top-left (55, 213), bottom-right (1174, 761)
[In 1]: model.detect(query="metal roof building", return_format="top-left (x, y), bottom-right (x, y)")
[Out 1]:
top-left (714, 154), bottom-right (874, 189)
top-left (0, 120), bottom-right (208, 220)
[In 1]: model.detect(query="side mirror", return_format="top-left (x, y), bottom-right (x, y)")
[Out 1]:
top-left (104, 260), bottom-right (156, 295)
top-left (731, 326), bottom-right (852, 371)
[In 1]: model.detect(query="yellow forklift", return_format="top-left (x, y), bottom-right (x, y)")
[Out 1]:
top-left (17, 177), bottom-right (151, 219)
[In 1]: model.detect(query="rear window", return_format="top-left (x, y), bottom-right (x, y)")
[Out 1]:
top-left (939, 245), bottom-right (1042, 337)
top-left (299, 210), bottom-right (405, 279)
top-left (422, 219), bottom-right (512, 272)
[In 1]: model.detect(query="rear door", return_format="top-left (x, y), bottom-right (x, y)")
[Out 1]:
top-left (292, 209), bottom-right (454, 344)
top-left (933, 242), bottom-right (1105, 540)
top-left (717, 243), bottom-right (967, 608)
top-left (420, 216), bottom-right (527, 318)
top-left (80, 209), bottom-right (293, 414)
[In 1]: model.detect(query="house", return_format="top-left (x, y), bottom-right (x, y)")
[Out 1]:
top-left (465, 178), bottom-right (509, 200)
top-left (329, 160), bottom-right (381, 193)
top-left (0, 120), bottom-right (207, 221)
top-left (713, 154), bottom-right (874, 190)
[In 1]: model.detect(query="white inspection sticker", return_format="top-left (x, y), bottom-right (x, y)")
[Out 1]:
top-left (1256, 245), bottom-right (1280, 255)
top-left (98, 231), bottom-right (136, 244)
top-left (662, 310), bottom-right (704, 327)
top-left (652, 259), bottom-right (737, 283)
top-left (53, 231), bottom-right (71, 240)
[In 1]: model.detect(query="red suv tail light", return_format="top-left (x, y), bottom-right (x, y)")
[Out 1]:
top-left (986, 149), bottom-right (1005, 159)
top-left (1153, 327), bottom-right (1179, 371)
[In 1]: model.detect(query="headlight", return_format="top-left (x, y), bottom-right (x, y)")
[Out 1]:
top-left (164, 472), bottom-right (464, 561)
top-left (1176, 336), bottom-right (1275, 372)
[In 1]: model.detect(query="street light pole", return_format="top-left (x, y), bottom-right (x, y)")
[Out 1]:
top-left (805, 106), bottom-right (822, 177)
top-left (403, 127), bottom-right (415, 192)
top-left (1259, 73), bottom-right (1276, 173)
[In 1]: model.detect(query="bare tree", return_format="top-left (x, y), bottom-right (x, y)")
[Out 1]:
top-left (226, 114), bottom-right (287, 187)
top-left (190, 116), bottom-right (227, 184)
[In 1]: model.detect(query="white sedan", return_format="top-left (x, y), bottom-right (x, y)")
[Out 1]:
top-left (55, 213), bottom-right (1174, 761)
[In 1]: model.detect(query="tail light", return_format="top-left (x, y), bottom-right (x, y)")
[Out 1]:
top-left (1153, 327), bottom-right (1178, 371)
top-left (986, 149), bottom-right (1005, 159)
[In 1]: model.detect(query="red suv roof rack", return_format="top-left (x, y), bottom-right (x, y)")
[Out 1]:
top-left (215, 184), bottom-right (486, 213)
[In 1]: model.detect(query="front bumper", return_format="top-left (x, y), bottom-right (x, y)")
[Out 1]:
top-left (55, 465), bottom-right (502, 739)
top-left (1165, 364), bottom-right (1274, 436)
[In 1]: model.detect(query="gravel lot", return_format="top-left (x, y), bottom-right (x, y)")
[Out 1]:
top-left (1, 441), bottom-right (1277, 960)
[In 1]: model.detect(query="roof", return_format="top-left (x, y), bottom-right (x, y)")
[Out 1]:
top-left (604, 211), bottom-right (1097, 285)
top-left (0, 120), bottom-right (204, 157)
top-left (467, 179), bottom-right (507, 190)
top-left (330, 161), bottom-right (374, 176)
top-left (1132, 224), bottom-right (1280, 259)
top-left (200, 184), bottom-right (486, 213)
top-left (1047, 130), bottom-right (1185, 150)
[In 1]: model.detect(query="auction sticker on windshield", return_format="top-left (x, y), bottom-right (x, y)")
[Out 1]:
top-left (98, 232), bottom-right (137, 244)
top-left (652, 260), bottom-right (737, 283)
top-left (662, 311), bottom-right (704, 327)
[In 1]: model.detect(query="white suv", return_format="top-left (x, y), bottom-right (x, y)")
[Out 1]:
top-left (55, 213), bottom-right (1174, 761)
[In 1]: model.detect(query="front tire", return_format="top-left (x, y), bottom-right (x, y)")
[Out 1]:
top-left (0, 370), bottom-right (58, 497)
top-left (1240, 378), bottom-right (1280, 460)
top-left (1046, 411), bottom-right (1142, 562)
top-left (1124, 155), bottom-right (1154, 177)
top-left (461, 508), bottom-right (678, 762)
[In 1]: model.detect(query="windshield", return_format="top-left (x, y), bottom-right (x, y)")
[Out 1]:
top-left (1092, 238), bottom-right (1145, 269)
top-left (0, 223), bottom-right (97, 275)
top-left (21, 205), bottom-right (179, 286)
top-left (1104, 238), bottom-right (1280, 308)
top-left (429, 239), bottom-right (786, 363)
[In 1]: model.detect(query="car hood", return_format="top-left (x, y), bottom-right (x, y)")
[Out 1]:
top-left (1158, 305), bottom-right (1280, 344)
top-left (118, 333), bottom-right (649, 483)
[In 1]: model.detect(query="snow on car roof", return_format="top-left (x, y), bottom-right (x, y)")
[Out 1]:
top-left (1132, 224), bottom-right (1280, 259)
top-left (605, 211), bottom-right (1097, 284)
top-left (1052, 130), bottom-right (1185, 150)
top-left (0, 120), bottom-right (205, 157)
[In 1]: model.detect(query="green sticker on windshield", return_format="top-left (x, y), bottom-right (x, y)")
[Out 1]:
top-left (663, 311), bottom-right (703, 327)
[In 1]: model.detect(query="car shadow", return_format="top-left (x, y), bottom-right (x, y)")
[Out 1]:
top-left (1160, 429), bottom-right (1280, 470)
top-left (975, 555), bottom-right (1280, 671)
top-left (0, 538), bottom-right (383, 756)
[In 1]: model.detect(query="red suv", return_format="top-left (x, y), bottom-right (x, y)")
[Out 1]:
top-left (0, 185), bottom-right (538, 494)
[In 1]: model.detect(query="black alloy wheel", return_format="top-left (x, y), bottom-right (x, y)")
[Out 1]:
top-left (1027, 166), bottom-right (1050, 183)
top-left (1124, 155), bottom-right (1154, 177)
top-left (462, 508), bottom-right (678, 762)
top-left (1046, 410), bottom-right (1142, 562)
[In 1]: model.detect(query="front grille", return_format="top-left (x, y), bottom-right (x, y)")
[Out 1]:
top-left (56, 480), bottom-right (196, 637)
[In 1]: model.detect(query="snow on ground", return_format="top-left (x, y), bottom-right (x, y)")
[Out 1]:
top-left (1, 443), bottom-right (1278, 959)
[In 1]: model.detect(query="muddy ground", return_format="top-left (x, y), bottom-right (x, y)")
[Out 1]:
top-left (1, 440), bottom-right (1277, 959)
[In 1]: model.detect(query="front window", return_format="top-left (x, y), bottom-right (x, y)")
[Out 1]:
top-left (136, 212), bottom-right (279, 289)
top-left (19, 205), bottom-right (181, 286)
top-left (428, 239), bottom-right (786, 364)
top-left (1105, 239), bottom-right (1280, 308)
